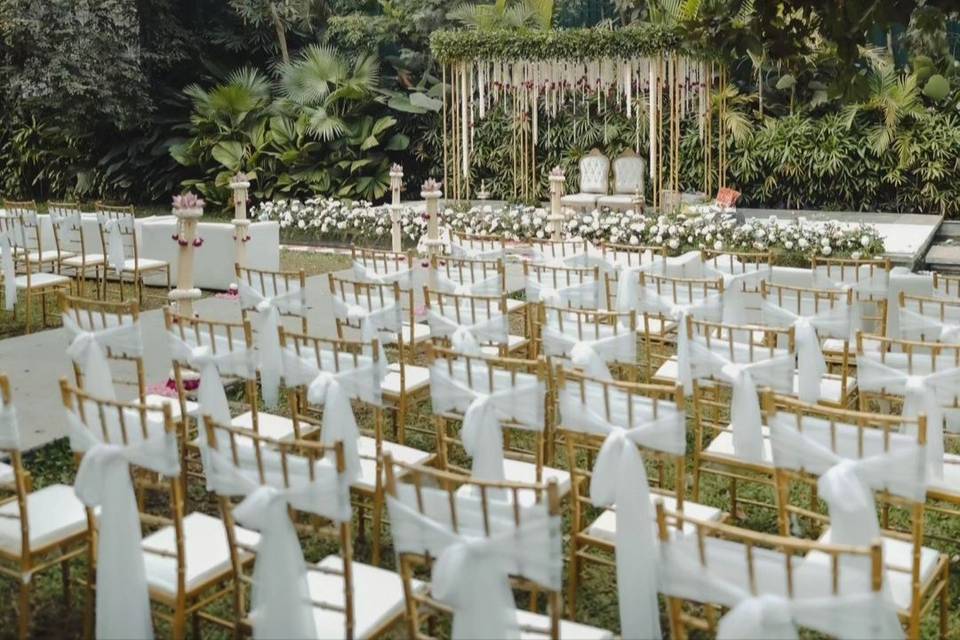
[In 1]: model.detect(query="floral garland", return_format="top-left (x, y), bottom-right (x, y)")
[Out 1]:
top-left (254, 198), bottom-right (886, 263)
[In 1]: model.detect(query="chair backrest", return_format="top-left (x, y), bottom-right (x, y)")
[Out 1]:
top-left (898, 292), bottom-right (960, 343)
top-left (524, 263), bottom-right (601, 310)
top-left (600, 242), bottom-right (666, 269)
top-left (537, 306), bottom-right (637, 377)
top-left (701, 249), bottom-right (771, 278)
top-left (932, 272), bottom-right (960, 298)
top-left (202, 416), bottom-right (356, 638)
top-left (95, 205), bottom-right (138, 265)
top-left (654, 501), bottom-right (892, 639)
top-left (0, 201), bottom-right (35, 236)
top-left (60, 293), bottom-right (145, 398)
top-left (431, 254), bottom-right (506, 294)
top-left (5, 201), bottom-right (42, 254)
top-left (328, 274), bottom-right (414, 351)
top-left (424, 288), bottom-right (511, 355)
top-left (527, 239), bottom-right (589, 264)
top-left (383, 454), bottom-right (563, 640)
top-left (235, 264), bottom-right (309, 331)
top-left (428, 346), bottom-right (548, 480)
top-left (449, 231), bottom-right (506, 259)
top-left (578, 149), bottom-right (609, 194)
top-left (612, 151), bottom-right (645, 195)
top-left (49, 202), bottom-right (88, 256)
top-left (350, 246), bottom-right (416, 285)
top-left (812, 256), bottom-right (891, 334)
top-left (0, 374), bottom-right (32, 557)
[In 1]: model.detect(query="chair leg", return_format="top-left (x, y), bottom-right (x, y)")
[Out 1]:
top-left (191, 611), bottom-right (201, 639)
top-left (371, 489), bottom-right (383, 566)
top-left (24, 291), bottom-right (32, 335)
top-left (18, 578), bottom-right (31, 640)
top-left (566, 538), bottom-right (580, 618)
top-left (41, 291), bottom-right (48, 327)
top-left (62, 552), bottom-right (72, 610)
top-left (940, 563), bottom-right (949, 639)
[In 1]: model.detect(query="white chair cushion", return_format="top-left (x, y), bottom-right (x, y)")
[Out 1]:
top-left (586, 494), bottom-right (724, 541)
top-left (382, 364), bottom-right (430, 397)
top-left (516, 610), bottom-right (613, 639)
top-left (397, 321), bottom-right (431, 344)
top-left (309, 555), bottom-right (420, 639)
top-left (123, 258), bottom-right (168, 271)
top-left (596, 194), bottom-right (639, 208)
top-left (455, 460), bottom-right (571, 506)
top-left (928, 453), bottom-right (960, 496)
top-left (0, 484), bottom-right (88, 554)
top-left (231, 411), bottom-right (298, 441)
top-left (505, 298), bottom-right (526, 312)
top-left (640, 317), bottom-right (677, 337)
top-left (354, 436), bottom-right (433, 492)
top-left (809, 529), bottom-right (942, 611)
top-left (61, 253), bottom-right (106, 267)
top-left (479, 334), bottom-right (528, 356)
top-left (28, 250), bottom-right (65, 263)
top-left (790, 373), bottom-right (850, 404)
top-left (145, 394), bottom-right (199, 422)
top-left (704, 425), bottom-right (773, 465)
top-left (15, 272), bottom-right (72, 289)
top-left (143, 512), bottom-right (259, 597)
top-left (560, 193), bottom-right (600, 207)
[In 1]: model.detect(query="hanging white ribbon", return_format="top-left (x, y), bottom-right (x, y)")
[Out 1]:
top-left (525, 277), bottom-right (599, 310)
top-left (856, 354), bottom-right (960, 480)
top-left (351, 261), bottom-right (414, 288)
top-left (898, 306), bottom-right (960, 344)
top-left (687, 340), bottom-right (795, 462)
top-left (0, 234), bottom-right (16, 311)
top-left (769, 414), bottom-right (928, 547)
top-left (330, 293), bottom-right (403, 363)
top-left (760, 299), bottom-right (851, 403)
top-left (63, 313), bottom-right (143, 402)
top-left (280, 347), bottom-right (385, 482)
top-left (716, 268), bottom-right (770, 325)
top-left (429, 361), bottom-right (544, 482)
top-left (101, 217), bottom-right (128, 275)
top-left (426, 306), bottom-right (509, 356)
top-left (541, 323), bottom-right (636, 380)
top-left (387, 484), bottom-right (561, 640)
top-left (435, 271), bottom-right (503, 296)
top-left (559, 385), bottom-right (685, 639)
top-left (65, 408), bottom-right (180, 640)
top-left (204, 445), bottom-right (351, 639)
top-left (658, 530), bottom-right (904, 640)
top-left (237, 281), bottom-right (307, 408)
top-left (0, 395), bottom-right (21, 451)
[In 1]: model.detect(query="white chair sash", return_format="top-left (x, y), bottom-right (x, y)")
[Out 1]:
top-left (0, 395), bottom-right (20, 451)
top-left (898, 307), bottom-right (960, 343)
top-left (280, 347), bottom-right (385, 481)
top-left (237, 281), bottom-right (308, 408)
top-left (100, 216), bottom-right (129, 275)
top-left (760, 299), bottom-right (851, 403)
top-left (526, 277), bottom-right (599, 310)
top-left (688, 340), bottom-right (795, 462)
top-left (426, 306), bottom-right (509, 356)
top-left (435, 271), bottom-right (502, 296)
top-left (387, 484), bottom-right (561, 640)
top-left (63, 313), bottom-right (143, 402)
top-left (449, 243), bottom-right (505, 260)
top-left (429, 362), bottom-right (544, 482)
top-left (541, 323), bottom-right (635, 381)
top-left (351, 261), bottom-right (414, 288)
top-left (658, 531), bottom-right (904, 640)
top-left (205, 445), bottom-right (351, 639)
top-left (559, 385), bottom-right (685, 639)
top-left (770, 415), bottom-right (927, 546)
top-left (1, 234), bottom-right (16, 311)
top-left (330, 293), bottom-right (403, 363)
top-left (65, 408), bottom-right (180, 640)
top-left (856, 353), bottom-right (960, 479)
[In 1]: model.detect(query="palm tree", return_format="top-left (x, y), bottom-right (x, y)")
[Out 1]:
top-left (447, 0), bottom-right (554, 30)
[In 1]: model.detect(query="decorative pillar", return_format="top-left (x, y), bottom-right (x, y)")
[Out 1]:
top-left (169, 194), bottom-right (204, 317)
top-left (548, 167), bottom-right (566, 241)
top-left (389, 164), bottom-right (403, 253)
top-left (421, 178), bottom-right (443, 257)
top-left (230, 172), bottom-right (251, 268)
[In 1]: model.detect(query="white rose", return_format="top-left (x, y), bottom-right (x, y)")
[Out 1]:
top-left (629, 235), bottom-right (639, 245)
top-left (713, 240), bottom-right (723, 250)
top-left (799, 238), bottom-right (809, 249)
top-left (668, 238), bottom-right (680, 249)
top-left (784, 240), bottom-right (794, 250)
top-left (860, 235), bottom-right (870, 247)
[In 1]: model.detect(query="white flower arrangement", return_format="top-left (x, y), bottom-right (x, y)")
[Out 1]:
top-left (254, 199), bottom-right (886, 262)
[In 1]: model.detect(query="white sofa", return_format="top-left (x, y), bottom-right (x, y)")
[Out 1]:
top-left (597, 151), bottom-right (645, 210)
top-left (560, 149), bottom-right (610, 211)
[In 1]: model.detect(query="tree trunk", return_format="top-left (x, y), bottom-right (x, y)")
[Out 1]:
top-left (268, 2), bottom-right (290, 65)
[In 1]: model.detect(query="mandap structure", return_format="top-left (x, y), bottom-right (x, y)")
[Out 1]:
top-left (430, 26), bottom-right (731, 207)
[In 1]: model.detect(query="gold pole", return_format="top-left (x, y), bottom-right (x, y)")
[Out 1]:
top-left (442, 63), bottom-right (449, 204)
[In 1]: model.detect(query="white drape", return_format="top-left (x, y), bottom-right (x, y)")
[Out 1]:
top-left (99, 216), bottom-right (130, 276)
top-left (429, 361), bottom-right (544, 482)
top-left (856, 353), bottom-right (960, 479)
top-left (426, 306), bottom-right (509, 356)
top-left (541, 322), bottom-right (636, 380)
top-left (280, 347), bottom-right (385, 481)
top-left (204, 445), bottom-right (351, 639)
top-left (387, 483), bottom-right (561, 640)
top-left (559, 383), bottom-right (685, 639)
top-left (449, 243), bottom-right (504, 261)
top-left (687, 340), bottom-right (795, 461)
top-left (63, 313), bottom-right (143, 402)
top-left (760, 299), bottom-right (851, 403)
top-left (898, 307), bottom-right (960, 344)
top-left (708, 266), bottom-right (770, 325)
top-left (65, 408), bottom-right (180, 640)
top-left (434, 270), bottom-right (503, 296)
top-left (0, 393), bottom-right (21, 451)
top-left (769, 414), bottom-right (927, 546)
top-left (351, 261), bottom-right (414, 288)
top-left (658, 530), bottom-right (904, 640)
top-left (237, 281), bottom-right (308, 408)
top-left (330, 291), bottom-right (403, 362)
top-left (526, 277), bottom-right (599, 309)
top-left (1, 233), bottom-right (17, 311)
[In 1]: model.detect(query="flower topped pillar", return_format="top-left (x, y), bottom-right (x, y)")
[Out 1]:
top-left (421, 178), bottom-right (443, 257)
top-left (548, 166), bottom-right (566, 241)
top-left (230, 172), bottom-right (252, 268)
top-left (169, 193), bottom-right (204, 317)
top-left (389, 164), bottom-right (404, 252)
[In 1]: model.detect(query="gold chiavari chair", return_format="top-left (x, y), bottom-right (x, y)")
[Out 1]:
top-left (760, 281), bottom-right (856, 408)
top-left (654, 501), bottom-right (893, 639)
top-left (1, 225), bottom-right (72, 334)
top-left (432, 253), bottom-right (528, 337)
top-left (205, 417), bottom-right (413, 638)
top-left (3, 200), bottom-right (60, 271)
top-left (449, 230), bottom-right (507, 259)
top-left (328, 276), bottom-right (431, 441)
top-left (279, 329), bottom-right (435, 565)
top-left (50, 202), bottom-right (106, 298)
top-left (424, 287), bottom-right (528, 357)
top-left (61, 380), bottom-right (253, 639)
top-left (684, 317), bottom-right (796, 518)
top-left (599, 242), bottom-right (667, 311)
top-left (0, 374), bottom-right (88, 639)
top-left (898, 291), bottom-right (960, 343)
top-left (429, 346), bottom-right (569, 493)
top-left (95, 202), bottom-right (170, 303)
top-left (557, 370), bottom-right (726, 619)
top-left (639, 271), bottom-right (724, 381)
top-left (534, 305), bottom-right (638, 380)
top-left (812, 255), bottom-right (891, 336)
top-left (384, 455), bottom-right (612, 640)
top-left (350, 246), bottom-right (416, 286)
top-left (766, 393), bottom-right (950, 639)
top-left (235, 263), bottom-right (309, 333)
